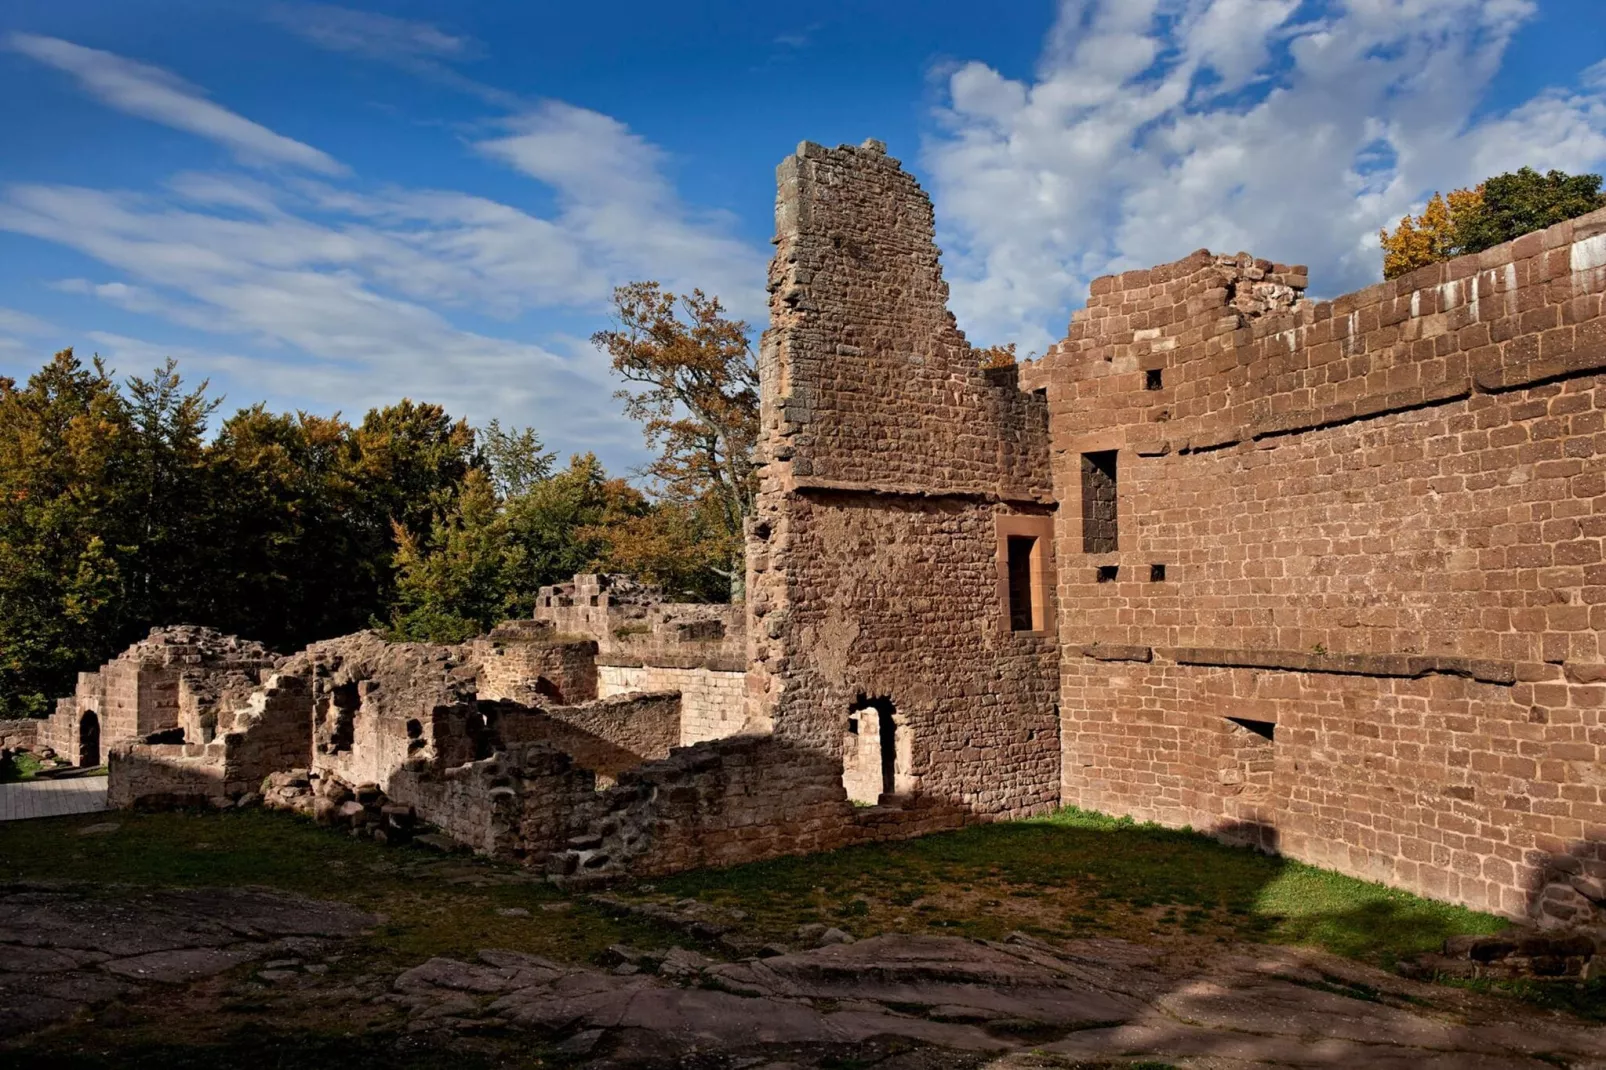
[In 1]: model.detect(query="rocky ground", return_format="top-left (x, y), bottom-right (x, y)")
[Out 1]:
top-left (5, 880), bottom-right (1604, 1069)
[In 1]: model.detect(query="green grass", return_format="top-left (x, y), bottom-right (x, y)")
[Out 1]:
top-left (652, 806), bottom-right (1508, 969)
top-left (0, 807), bottom-right (673, 968)
top-left (0, 750), bottom-right (43, 782)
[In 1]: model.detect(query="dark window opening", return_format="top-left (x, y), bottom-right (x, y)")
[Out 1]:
top-left (1007, 535), bottom-right (1037, 631)
top-left (534, 676), bottom-right (564, 703)
top-left (1096, 565), bottom-right (1120, 583)
top-left (78, 710), bottom-right (100, 768)
top-left (1227, 716), bottom-right (1275, 741)
top-left (330, 682), bottom-right (359, 754)
top-left (878, 705), bottom-right (897, 797)
top-left (1081, 450), bottom-right (1118, 553)
top-left (1145, 368), bottom-right (1164, 390)
top-left (1149, 563), bottom-right (1167, 582)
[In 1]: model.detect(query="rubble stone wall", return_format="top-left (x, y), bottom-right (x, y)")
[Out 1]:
top-left (548, 735), bottom-right (971, 884)
top-left (747, 140), bottom-right (1060, 818)
top-left (597, 662), bottom-right (747, 745)
top-left (44, 627), bottom-right (278, 764)
top-left (1030, 207), bottom-right (1606, 923)
top-left (470, 622), bottom-right (598, 706)
top-left (0, 719), bottom-right (38, 753)
top-left (392, 744), bottom-right (597, 859)
top-left (107, 673), bottom-right (313, 807)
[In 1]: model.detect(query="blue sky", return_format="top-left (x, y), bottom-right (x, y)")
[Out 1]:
top-left (2, 1), bottom-right (1604, 475)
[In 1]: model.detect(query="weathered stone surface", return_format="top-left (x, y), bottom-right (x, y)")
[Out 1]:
top-left (0, 884), bottom-right (377, 1037)
top-left (388, 931), bottom-right (1606, 1067)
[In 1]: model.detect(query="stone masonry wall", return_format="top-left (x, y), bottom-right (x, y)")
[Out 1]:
top-left (470, 621), bottom-right (598, 706)
top-left (547, 735), bottom-right (971, 884)
top-left (597, 663), bottom-right (747, 745)
top-left (109, 673), bottom-right (313, 807)
top-left (747, 139), bottom-right (1060, 818)
top-left (44, 627), bottom-right (278, 764)
top-left (1028, 208), bottom-right (1606, 924)
top-left (0, 719), bottom-right (38, 754)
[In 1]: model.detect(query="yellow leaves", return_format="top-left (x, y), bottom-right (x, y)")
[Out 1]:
top-left (1379, 185), bottom-right (1484, 280)
top-left (978, 343), bottom-right (1018, 369)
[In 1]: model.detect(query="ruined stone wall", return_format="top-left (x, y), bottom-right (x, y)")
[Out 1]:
top-left (531, 692), bottom-right (680, 777)
top-left (108, 674), bottom-right (313, 807)
top-left (597, 662), bottom-right (746, 745)
top-left (747, 140), bottom-right (1060, 818)
top-left (470, 622), bottom-right (598, 706)
top-left (43, 627), bottom-right (278, 764)
top-left (0, 719), bottom-right (38, 754)
top-left (1032, 208), bottom-right (1606, 923)
top-left (392, 743), bottom-right (596, 859)
top-left (548, 735), bottom-right (971, 884)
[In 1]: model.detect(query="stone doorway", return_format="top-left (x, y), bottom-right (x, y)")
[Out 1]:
top-left (843, 697), bottom-right (907, 804)
top-left (78, 710), bottom-right (100, 768)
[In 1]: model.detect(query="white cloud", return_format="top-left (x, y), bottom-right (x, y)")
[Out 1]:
top-left (8, 34), bottom-right (345, 175)
top-left (0, 307), bottom-right (55, 336)
top-left (265, 4), bottom-right (522, 109)
top-left (925, 0), bottom-right (1606, 353)
top-left (266, 4), bottom-right (472, 61)
top-left (0, 50), bottom-right (765, 465)
top-left (476, 102), bottom-right (769, 319)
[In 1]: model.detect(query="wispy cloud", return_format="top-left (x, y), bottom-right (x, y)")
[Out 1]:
top-left (266, 4), bottom-right (521, 108)
top-left (925, 0), bottom-right (1606, 353)
top-left (7, 33), bottom-right (346, 175)
top-left (0, 42), bottom-right (766, 462)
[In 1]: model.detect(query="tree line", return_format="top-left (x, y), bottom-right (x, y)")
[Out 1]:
top-left (1380, 166), bottom-right (1605, 280)
top-left (0, 283), bottom-right (758, 719)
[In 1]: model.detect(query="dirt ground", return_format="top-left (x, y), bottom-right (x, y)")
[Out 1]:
top-left (1, 807), bottom-right (1601, 1068)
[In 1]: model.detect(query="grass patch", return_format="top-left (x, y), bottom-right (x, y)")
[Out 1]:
top-left (652, 805), bottom-right (1506, 969)
top-left (0, 750), bottom-right (43, 782)
top-left (0, 807), bottom-right (674, 970)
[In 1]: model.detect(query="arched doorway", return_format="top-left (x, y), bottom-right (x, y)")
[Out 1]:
top-left (78, 710), bottom-right (101, 768)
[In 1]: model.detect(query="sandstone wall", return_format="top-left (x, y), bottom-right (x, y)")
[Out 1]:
top-left (108, 674), bottom-right (313, 807)
top-left (44, 627), bottom-right (278, 765)
top-left (392, 743), bottom-right (596, 859)
top-left (598, 662), bottom-right (746, 745)
top-left (1030, 208), bottom-right (1606, 924)
top-left (471, 622), bottom-right (598, 706)
top-left (0, 719), bottom-right (38, 753)
top-left (747, 140), bottom-right (1060, 818)
top-left (547, 735), bottom-right (970, 884)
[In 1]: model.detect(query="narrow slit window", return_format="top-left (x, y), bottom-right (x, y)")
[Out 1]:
top-left (1096, 565), bottom-right (1119, 583)
top-left (1007, 535), bottom-right (1037, 632)
top-left (1081, 450), bottom-right (1118, 553)
top-left (1145, 368), bottom-right (1164, 390)
top-left (1149, 563), bottom-right (1166, 582)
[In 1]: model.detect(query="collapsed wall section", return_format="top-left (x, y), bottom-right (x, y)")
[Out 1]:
top-left (43, 627), bottom-right (278, 765)
top-left (1031, 211), bottom-right (1606, 925)
top-left (747, 140), bottom-right (1059, 817)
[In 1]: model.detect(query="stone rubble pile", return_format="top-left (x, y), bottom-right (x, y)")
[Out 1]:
top-left (261, 768), bottom-right (417, 844)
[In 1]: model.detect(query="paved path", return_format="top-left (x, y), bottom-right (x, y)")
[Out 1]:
top-left (0, 776), bottom-right (109, 821)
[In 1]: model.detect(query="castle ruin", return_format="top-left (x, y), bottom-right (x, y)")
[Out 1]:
top-left (44, 138), bottom-right (1606, 931)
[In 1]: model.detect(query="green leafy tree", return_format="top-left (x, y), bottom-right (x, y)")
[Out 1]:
top-left (0, 351), bottom-right (138, 716)
top-left (1454, 167), bottom-right (1606, 254)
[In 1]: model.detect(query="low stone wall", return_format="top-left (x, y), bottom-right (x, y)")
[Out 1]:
top-left (393, 744), bottom-right (596, 860)
top-left (107, 675), bottom-right (312, 808)
top-left (108, 744), bottom-right (225, 808)
top-left (597, 663), bottom-right (746, 744)
top-left (472, 623), bottom-right (598, 706)
top-left (0, 719), bottom-right (39, 754)
top-left (539, 692), bottom-right (680, 772)
top-left (547, 735), bottom-right (971, 885)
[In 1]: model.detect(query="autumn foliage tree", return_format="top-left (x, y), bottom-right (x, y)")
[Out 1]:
top-left (1381, 167), bottom-right (1605, 279)
top-left (591, 283), bottom-right (758, 601)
